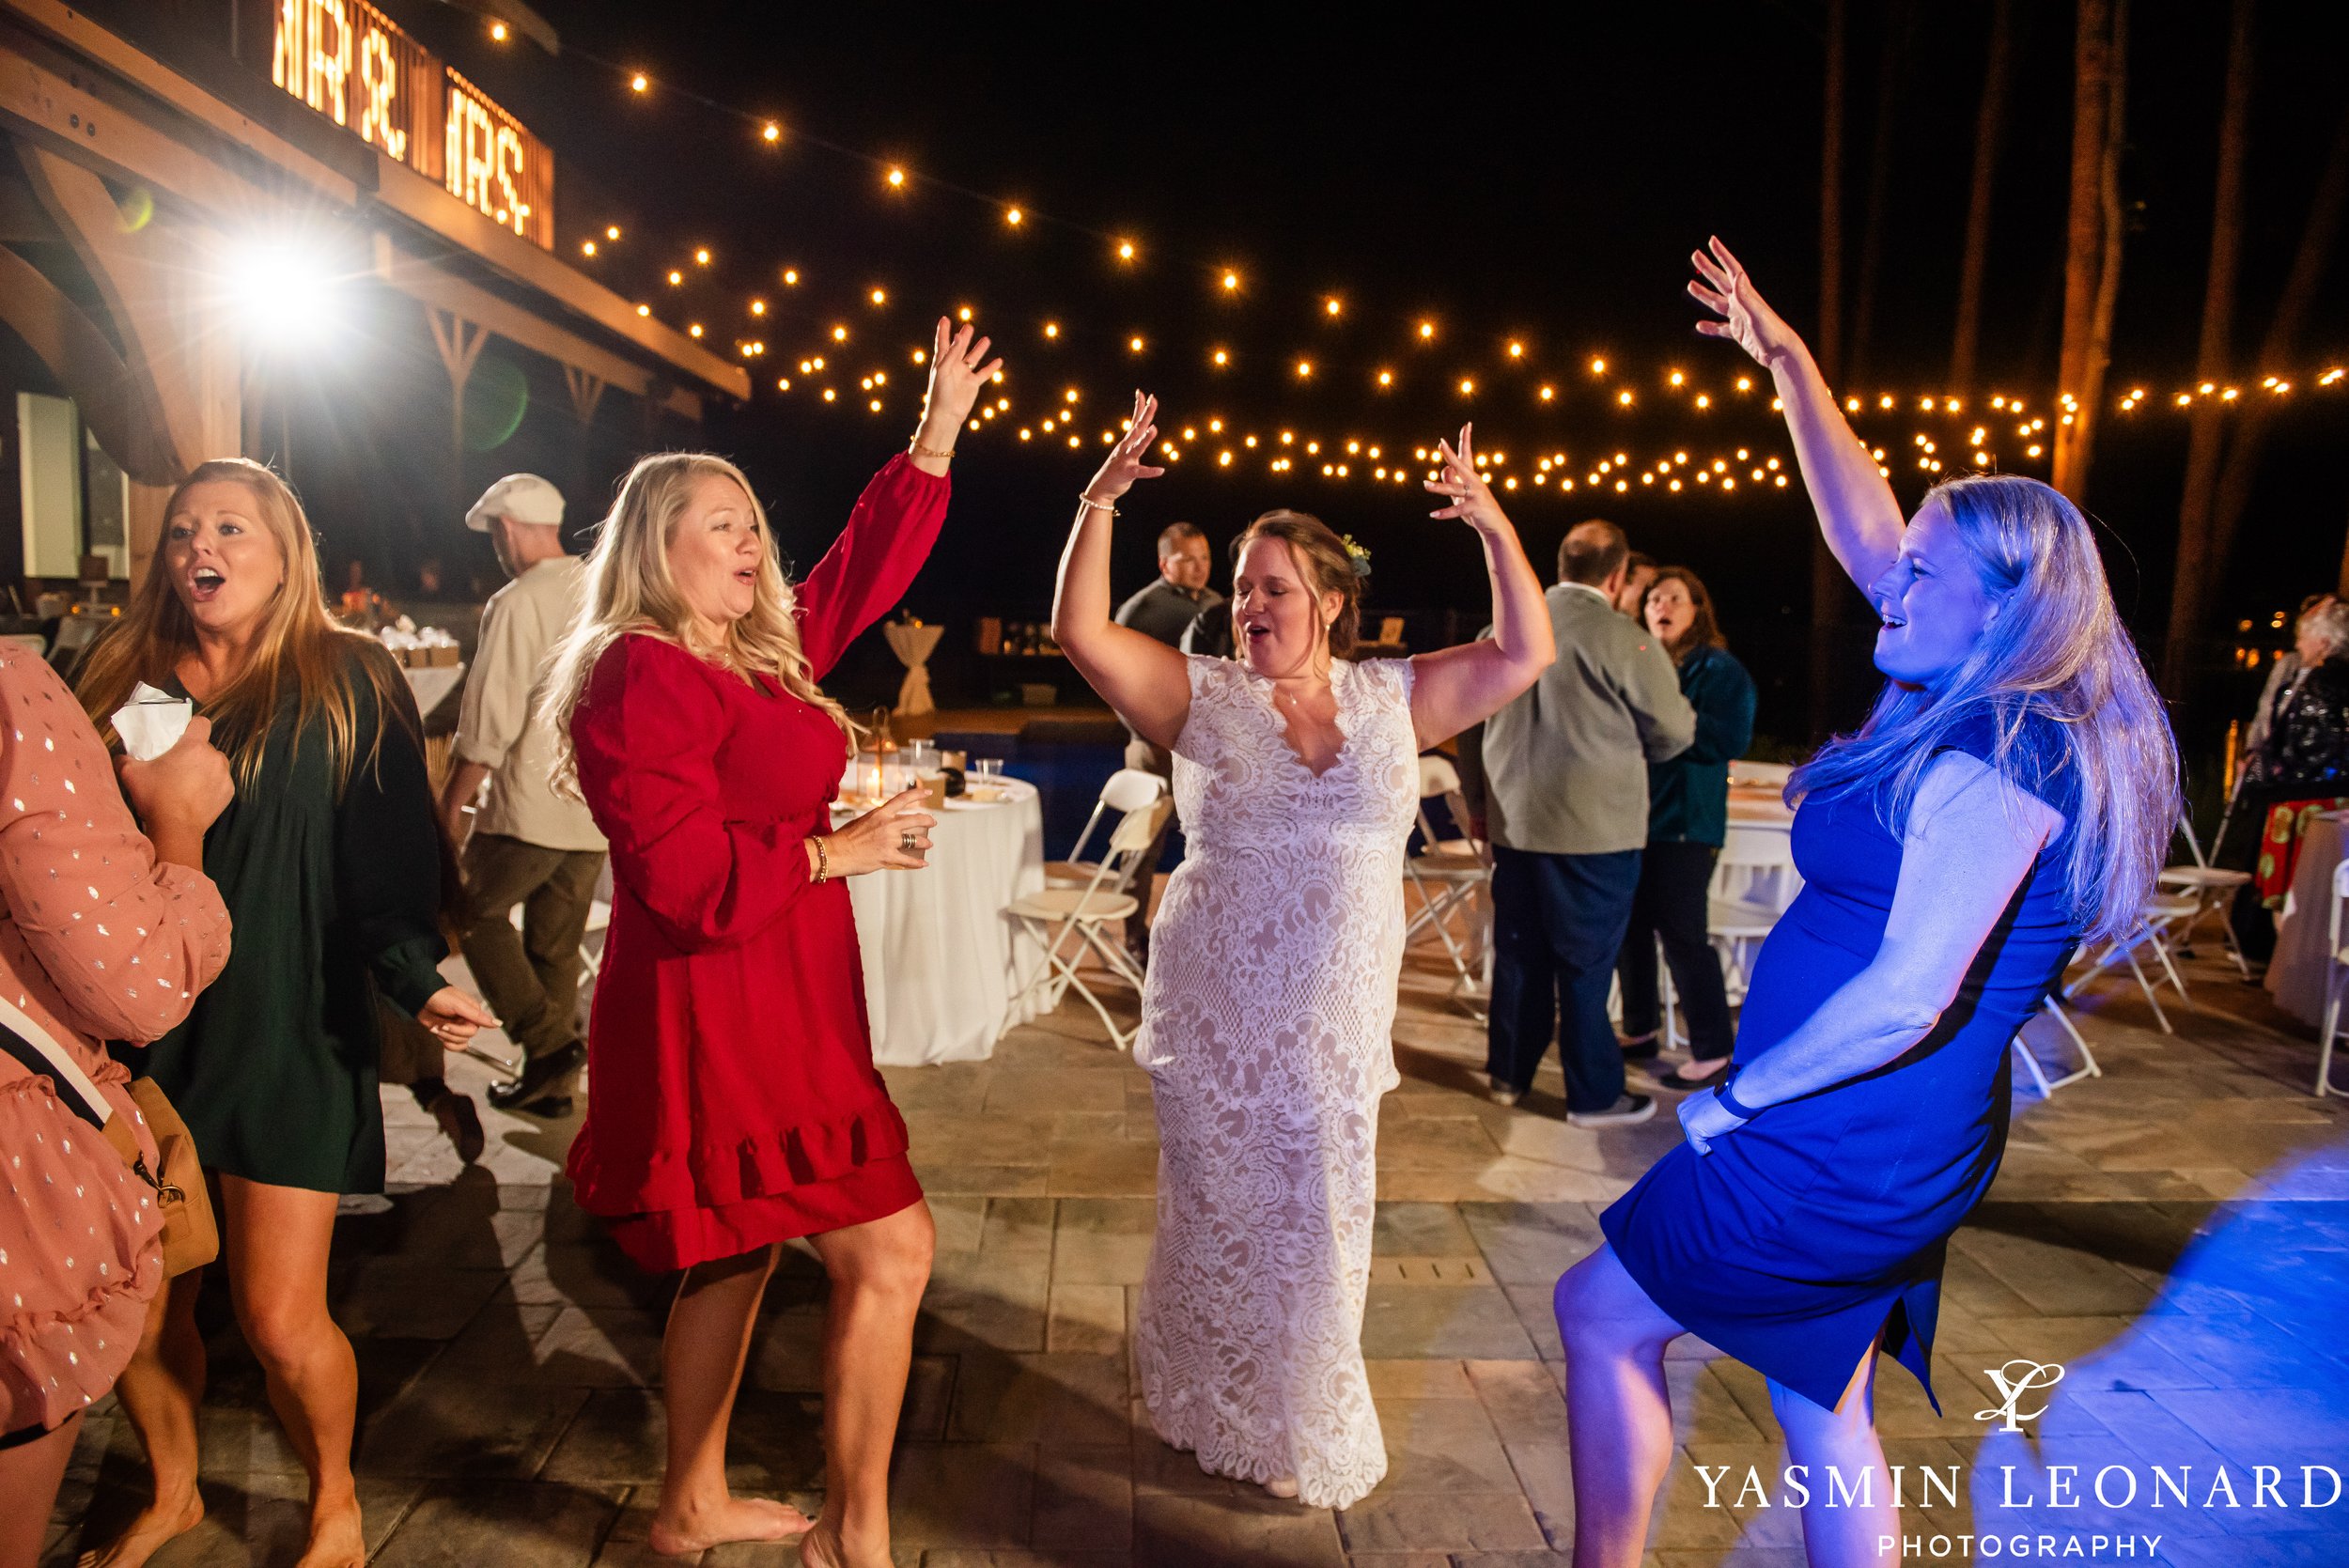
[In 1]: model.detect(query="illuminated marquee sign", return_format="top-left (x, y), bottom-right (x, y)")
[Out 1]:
top-left (269, 1), bottom-right (553, 250)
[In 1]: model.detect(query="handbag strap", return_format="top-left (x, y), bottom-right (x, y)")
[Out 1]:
top-left (0, 995), bottom-right (113, 1132)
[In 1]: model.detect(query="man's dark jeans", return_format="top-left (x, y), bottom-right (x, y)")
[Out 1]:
top-left (1486, 846), bottom-right (1644, 1111)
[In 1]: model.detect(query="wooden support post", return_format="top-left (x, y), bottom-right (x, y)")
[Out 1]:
top-left (426, 304), bottom-right (489, 454)
top-left (562, 364), bottom-right (606, 426)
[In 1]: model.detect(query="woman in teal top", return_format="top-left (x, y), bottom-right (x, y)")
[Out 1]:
top-left (1615, 567), bottom-right (1755, 1087)
top-left (76, 459), bottom-right (495, 1568)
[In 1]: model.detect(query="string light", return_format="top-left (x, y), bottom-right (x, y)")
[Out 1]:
top-left (1212, 349), bottom-right (1230, 366)
top-left (1005, 208), bottom-right (1023, 225)
top-left (1418, 321), bottom-right (1436, 341)
top-left (1296, 360), bottom-right (1314, 379)
top-left (630, 72), bottom-right (648, 92)
top-left (1590, 357), bottom-right (1607, 374)
top-left (1325, 298), bottom-right (1343, 318)
top-left (869, 287), bottom-right (886, 305)
top-left (886, 167), bottom-right (907, 190)
top-left (606, 225), bottom-right (621, 241)
top-left (1044, 322), bottom-right (1059, 338)
top-left (762, 122), bottom-right (782, 144)
top-left (1508, 342), bottom-right (1525, 359)
top-left (749, 300), bottom-right (766, 316)
top-left (1130, 335), bottom-right (1146, 353)
top-left (694, 247), bottom-right (711, 265)
top-left (1377, 369), bottom-right (1393, 387)
top-left (582, 241), bottom-right (597, 256)
top-left (783, 269), bottom-right (799, 286)
top-left (490, 20), bottom-right (509, 40)
top-left (1221, 271), bottom-right (1240, 292)
top-left (1116, 240), bottom-right (1136, 262)
top-left (666, 270), bottom-right (682, 286)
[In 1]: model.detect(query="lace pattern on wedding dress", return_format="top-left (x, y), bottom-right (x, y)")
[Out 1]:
top-left (1133, 654), bottom-right (1419, 1510)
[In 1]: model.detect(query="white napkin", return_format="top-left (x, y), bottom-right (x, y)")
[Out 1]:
top-left (112, 682), bottom-right (193, 762)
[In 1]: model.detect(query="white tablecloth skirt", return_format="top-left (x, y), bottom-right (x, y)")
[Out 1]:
top-left (844, 782), bottom-right (1047, 1066)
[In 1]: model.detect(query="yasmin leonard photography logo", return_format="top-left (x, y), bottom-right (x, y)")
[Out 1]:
top-left (1977, 1358), bottom-right (2066, 1434)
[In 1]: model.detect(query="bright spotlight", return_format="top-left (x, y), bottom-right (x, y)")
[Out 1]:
top-left (226, 237), bottom-right (341, 347)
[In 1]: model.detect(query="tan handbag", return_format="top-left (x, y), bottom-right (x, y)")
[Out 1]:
top-left (112, 1079), bottom-right (219, 1277)
top-left (0, 1002), bottom-right (219, 1277)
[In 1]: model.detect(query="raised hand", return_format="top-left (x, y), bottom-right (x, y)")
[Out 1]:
top-left (1083, 392), bottom-right (1167, 505)
top-left (1688, 237), bottom-right (1805, 369)
top-left (1424, 423), bottom-right (1510, 535)
top-left (915, 318), bottom-right (1004, 442)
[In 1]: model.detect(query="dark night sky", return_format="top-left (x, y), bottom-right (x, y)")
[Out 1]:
top-left (303, 1), bottom-right (2349, 742)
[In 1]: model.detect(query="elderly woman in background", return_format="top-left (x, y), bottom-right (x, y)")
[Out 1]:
top-left (0, 650), bottom-right (231, 1568)
top-left (1615, 567), bottom-right (1755, 1087)
top-left (2234, 597), bottom-right (2349, 931)
top-left (74, 460), bottom-right (495, 1568)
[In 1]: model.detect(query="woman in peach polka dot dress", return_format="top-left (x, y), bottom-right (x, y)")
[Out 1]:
top-left (0, 644), bottom-right (232, 1568)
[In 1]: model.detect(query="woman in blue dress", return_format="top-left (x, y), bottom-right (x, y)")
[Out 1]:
top-left (1552, 239), bottom-right (2180, 1568)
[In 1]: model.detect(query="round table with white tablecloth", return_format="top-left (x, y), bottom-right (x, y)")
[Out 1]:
top-left (835, 778), bottom-right (1047, 1066)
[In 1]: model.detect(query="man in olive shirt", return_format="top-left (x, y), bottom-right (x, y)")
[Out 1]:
top-left (1110, 522), bottom-right (1221, 958)
top-left (438, 474), bottom-right (608, 1114)
top-left (1474, 520), bottom-right (1694, 1126)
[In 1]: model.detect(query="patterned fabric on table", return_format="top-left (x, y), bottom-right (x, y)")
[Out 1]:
top-left (2255, 798), bottom-right (2349, 908)
top-left (1132, 653), bottom-right (1419, 1510)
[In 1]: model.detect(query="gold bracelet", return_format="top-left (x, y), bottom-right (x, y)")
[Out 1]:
top-left (909, 439), bottom-right (955, 463)
top-left (1078, 493), bottom-right (1117, 516)
top-left (808, 835), bottom-right (830, 883)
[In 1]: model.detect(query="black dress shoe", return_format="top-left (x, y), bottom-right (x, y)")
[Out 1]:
top-left (1652, 1064), bottom-right (1732, 1091)
top-left (488, 1041), bottom-right (585, 1110)
top-left (433, 1092), bottom-right (486, 1163)
top-left (1618, 1033), bottom-right (1662, 1063)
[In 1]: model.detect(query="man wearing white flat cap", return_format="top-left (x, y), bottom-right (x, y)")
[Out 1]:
top-left (438, 474), bottom-right (607, 1115)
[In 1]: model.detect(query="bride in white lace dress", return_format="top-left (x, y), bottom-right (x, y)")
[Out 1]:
top-left (1050, 394), bottom-right (1554, 1508)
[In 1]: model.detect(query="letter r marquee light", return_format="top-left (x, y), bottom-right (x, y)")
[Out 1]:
top-left (271, 0), bottom-right (554, 250)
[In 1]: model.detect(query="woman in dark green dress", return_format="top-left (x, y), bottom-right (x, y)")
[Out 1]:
top-left (75, 458), bottom-right (495, 1568)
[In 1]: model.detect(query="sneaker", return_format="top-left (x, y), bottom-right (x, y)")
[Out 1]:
top-left (1488, 1077), bottom-right (1525, 1107)
top-left (1568, 1094), bottom-right (1657, 1128)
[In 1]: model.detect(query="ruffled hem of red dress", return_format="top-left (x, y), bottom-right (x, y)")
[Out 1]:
top-left (566, 1094), bottom-right (912, 1217)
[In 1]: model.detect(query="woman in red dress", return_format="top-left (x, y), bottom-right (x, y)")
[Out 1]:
top-left (542, 318), bottom-right (1001, 1566)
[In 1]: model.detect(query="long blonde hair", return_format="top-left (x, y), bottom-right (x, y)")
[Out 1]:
top-left (1789, 474), bottom-right (2179, 944)
top-left (77, 458), bottom-right (415, 789)
top-left (542, 452), bottom-right (850, 795)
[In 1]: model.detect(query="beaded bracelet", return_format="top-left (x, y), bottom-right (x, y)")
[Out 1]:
top-left (808, 835), bottom-right (830, 884)
top-left (1078, 493), bottom-right (1118, 516)
top-left (909, 439), bottom-right (955, 463)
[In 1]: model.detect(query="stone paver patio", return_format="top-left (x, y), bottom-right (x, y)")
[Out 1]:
top-left (40, 929), bottom-right (2349, 1567)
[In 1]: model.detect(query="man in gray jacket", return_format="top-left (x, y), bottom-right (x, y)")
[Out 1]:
top-left (1476, 520), bottom-right (1695, 1124)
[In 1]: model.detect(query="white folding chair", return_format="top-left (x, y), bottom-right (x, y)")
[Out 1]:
top-left (1005, 798), bottom-right (1167, 1050)
top-left (2313, 860), bottom-right (2349, 1095)
top-left (2064, 893), bottom-right (2195, 1033)
top-left (1706, 824), bottom-right (1797, 1006)
top-left (1403, 755), bottom-right (1491, 1016)
top-left (2013, 993), bottom-right (2100, 1097)
top-left (2155, 812), bottom-right (2253, 979)
top-left (1047, 768), bottom-right (1166, 888)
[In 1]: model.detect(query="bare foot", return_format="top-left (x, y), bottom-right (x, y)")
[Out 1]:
top-left (291, 1492), bottom-right (366, 1568)
top-left (797, 1519), bottom-right (895, 1568)
top-left (75, 1487), bottom-right (204, 1568)
top-left (646, 1497), bottom-right (812, 1557)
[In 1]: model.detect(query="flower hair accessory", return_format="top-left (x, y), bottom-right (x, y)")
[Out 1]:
top-left (1340, 535), bottom-right (1372, 578)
